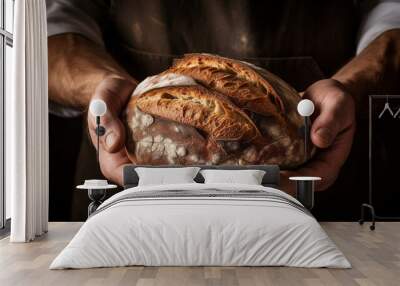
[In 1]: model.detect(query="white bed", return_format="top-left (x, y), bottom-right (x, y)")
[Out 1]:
top-left (50, 183), bottom-right (350, 269)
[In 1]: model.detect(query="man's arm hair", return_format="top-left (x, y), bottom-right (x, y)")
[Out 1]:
top-left (333, 29), bottom-right (400, 112)
top-left (48, 33), bottom-right (136, 111)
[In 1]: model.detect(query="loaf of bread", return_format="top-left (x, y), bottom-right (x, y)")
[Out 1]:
top-left (124, 54), bottom-right (311, 168)
top-left (130, 85), bottom-right (261, 142)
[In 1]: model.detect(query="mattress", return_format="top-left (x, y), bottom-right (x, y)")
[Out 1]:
top-left (50, 183), bottom-right (350, 269)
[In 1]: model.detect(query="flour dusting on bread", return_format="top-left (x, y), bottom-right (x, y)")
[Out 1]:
top-left (133, 73), bottom-right (197, 97)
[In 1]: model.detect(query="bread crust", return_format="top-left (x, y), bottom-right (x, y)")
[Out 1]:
top-left (167, 65), bottom-right (281, 118)
top-left (131, 85), bottom-right (262, 142)
top-left (173, 54), bottom-right (285, 112)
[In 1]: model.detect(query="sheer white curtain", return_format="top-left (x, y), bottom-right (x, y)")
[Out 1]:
top-left (7, 0), bottom-right (49, 242)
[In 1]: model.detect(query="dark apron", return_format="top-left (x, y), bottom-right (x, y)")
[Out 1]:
top-left (106, 0), bottom-right (359, 84)
top-left (71, 0), bottom-right (360, 220)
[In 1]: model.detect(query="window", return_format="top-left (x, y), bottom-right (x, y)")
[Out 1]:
top-left (0, 0), bottom-right (14, 231)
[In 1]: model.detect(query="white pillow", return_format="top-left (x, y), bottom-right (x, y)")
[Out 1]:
top-left (200, 169), bottom-right (266, 185)
top-left (135, 167), bottom-right (200, 186)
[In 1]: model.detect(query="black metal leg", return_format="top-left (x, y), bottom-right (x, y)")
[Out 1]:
top-left (88, 201), bottom-right (102, 217)
top-left (359, 203), bottom-right (376, 231)
top-left (296, 180), bottom-right (314, 210)
top-left (87, 189), bottom-right (106, 217)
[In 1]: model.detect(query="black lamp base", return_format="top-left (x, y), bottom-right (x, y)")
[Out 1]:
top-left (87, 189), bottom-right (106, 217)
top-left (296, 180), bottom-right (314, 210)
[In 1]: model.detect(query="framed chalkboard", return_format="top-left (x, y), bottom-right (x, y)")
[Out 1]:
top-left (361, 95), bottom-right (400, 228)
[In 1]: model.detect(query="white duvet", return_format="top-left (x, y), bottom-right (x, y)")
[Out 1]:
top-left (50, 183), bottom-right (350, 269)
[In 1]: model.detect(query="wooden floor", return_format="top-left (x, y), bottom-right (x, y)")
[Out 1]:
top-left (0, 222), bottom-right (399, 286)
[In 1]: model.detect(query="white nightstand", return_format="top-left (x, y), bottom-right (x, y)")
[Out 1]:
top-left (289, 176), bottom-right (321, 210)
top-left (77, 180), bottom-right (117, 217)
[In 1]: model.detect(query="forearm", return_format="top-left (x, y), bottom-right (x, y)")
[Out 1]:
top-left (333, 29), bottom-right (400, 111)
top-left (48, 33), bottom-right (136, 111)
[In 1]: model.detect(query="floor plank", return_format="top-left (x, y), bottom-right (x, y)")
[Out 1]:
top-left (0, 222), bottom-right (399, 286)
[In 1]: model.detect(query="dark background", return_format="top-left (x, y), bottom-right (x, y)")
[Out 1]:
top-left (49, 114), bottom-right (83, 222)
top-left (369, 97), bottom-right (400, 218)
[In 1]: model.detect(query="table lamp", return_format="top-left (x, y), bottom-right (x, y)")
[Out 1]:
top-left (89, 99), bottom-right (107, 164)
top-left (290, 99), bottom-right (320, 210)
top-left (297, 99), bottom-right (315, 161)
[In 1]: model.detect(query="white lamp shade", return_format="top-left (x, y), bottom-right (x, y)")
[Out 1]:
top-left (89, 99), bottom-right (107, 117)
top-left (297, 99), bottom-right (315, 117)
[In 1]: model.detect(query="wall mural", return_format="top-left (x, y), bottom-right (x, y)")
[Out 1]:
top-left (124, 53), bottom-right (312, 168)
top-left (46, 2), bottom-right (400, 222)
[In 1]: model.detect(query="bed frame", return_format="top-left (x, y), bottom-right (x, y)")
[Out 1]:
top-left (123, 165), bottom-right (280, 189)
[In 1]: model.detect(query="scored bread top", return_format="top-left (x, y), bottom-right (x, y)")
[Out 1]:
top-left (172, 54), bottom-right (286, 114)
top-left (130, 85), bottom-right (261, 142)
top-left (167, 65), bottom-right (282, 118)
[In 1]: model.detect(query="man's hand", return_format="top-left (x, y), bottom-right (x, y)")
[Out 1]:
top-left (48, 34), bottom-right (138, 185)
top-left (281, 79), bottom-right (356, 195)
top-left (282, 30), bottom-right (400, 195)
top-left (87, 77), bottom-right (136, 185)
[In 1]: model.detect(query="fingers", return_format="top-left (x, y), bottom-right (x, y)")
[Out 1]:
top-left (87, 77), bottom-right (136, 153)
top-left (311, 107), bottom-right (341, 148)
top-left (88, 115), bottom-right (127, 153)
top-left (98, 148), bottom-right (131, 185)
top-left (303, 79), bottom-right (355, 149)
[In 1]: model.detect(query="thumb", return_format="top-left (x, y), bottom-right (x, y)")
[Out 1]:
top-left (309, 95), bottom-right (346, 148)
top-left (88, 101), bottom-right (127, 153)
top-left (88, 77), bottom-right (136, 153)
top-left (96, 114), bottom-right (127, 152)
top-left (311, 116), bottom-right (339, 149)
top-left (303, 79), bottom-right (354, 149)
